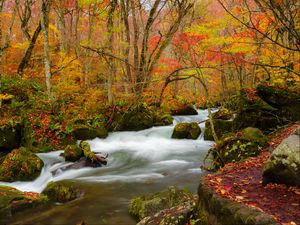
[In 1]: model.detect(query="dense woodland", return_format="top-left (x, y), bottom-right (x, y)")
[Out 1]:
top-left (0, 0), bottom-right (300, 224)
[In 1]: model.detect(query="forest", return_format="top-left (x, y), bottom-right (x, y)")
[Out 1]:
top-left (0, 0), bottom-right (299, 224)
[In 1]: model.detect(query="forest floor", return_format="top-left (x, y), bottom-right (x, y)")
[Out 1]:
top-left (205, 122), bottom-right (300, 225)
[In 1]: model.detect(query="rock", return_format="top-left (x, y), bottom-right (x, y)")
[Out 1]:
top-left (197, 178), bottom-right (280, 225)
top-left (171, 122), bottom-right (201, 139)
top-left (154, 113), bottom-right (173, 126)
top-left (64, 145), bottom-right (83, 162)
top-left (42, 182), bottom-right (77, 203)
top-left (257, 84), bottom-right (300, 121)
top-left (204, 119), bottom-right (234, 141)
top-left (212, 107), bottom-right (233, 120)
top-left (0, 185), bottom-right (47, 222)
top-left (72, 125), bottom-right (108, 140)
top-left (137, 201), bottom-right (195, 225)
top-left (0, 147), bottom-right (44, 182)
top-left (123, 111), bottom-right (154, 131)
top-left (225, 88), bottom-right (285, 133)
top-left (0, 123), bottom-right (22, 151)
top-left (206, 128), bottom-right (268, 170)
top-left (263, 130), bottom-right (300, 186)
top-left (172, 104), bottom-right (198, 115)
top-left (129, 186), bottom-right (195, 222)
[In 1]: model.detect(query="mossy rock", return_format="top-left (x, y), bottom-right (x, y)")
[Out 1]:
top-left (129, 186), bottom-right (194, 221)
top-left (153, 113), bottom-right (173, 126)
top-left (64, 145), bottom-right (83, 162)
top-left (233, 109), bottom-right (282, 133)
top-left (257, 84), bottom-right (300, 121)
top-left (204, 119), bottom-right (234, 141)
top-left (42, 182), bottom-right (76, 203)
top-left (79, 141), bottom-right (97, 162)
top-left (72, 125), bottom-right (108, 140)
top-left (212, 108), bottom-right (233, 120)
top-left (123, 111), bottom-right (154, 131)
top-left (172, 105), bottom-right (198, 115)
top-left (172, 122), bottom-right (201, 140)
top-left (0, 147), bottom-right (44, 182)
top-left (0, 185), bottom-right (47, 222)
top-left (0, 123), bottom-right (22, 151)
top-left (207, 128), bottom-right (268, 169)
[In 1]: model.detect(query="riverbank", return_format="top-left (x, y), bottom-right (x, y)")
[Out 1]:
top-left (199, 123), bottom-right (300, 225)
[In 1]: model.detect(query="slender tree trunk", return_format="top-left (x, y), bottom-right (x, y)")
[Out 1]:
top-left (106, 0), bottom-right (118, 104)
top-left (130, 0), bottom-right (139, 93)
top-left (17, 22), bottom-right (42, 75)
top-left (120, 0), bottom-right (132, 92)
top-left (0, 0), bottom-right (19, 58)
top-left (196, 68), bottom-right (218, 142)
top-left (40, 0), bottom-right (52, 101)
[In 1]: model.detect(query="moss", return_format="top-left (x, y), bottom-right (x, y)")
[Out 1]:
top-left (129, 186), bottom-right (194, 220)
top-left (0, 185), bottom-right (47, 221)
top-left (64, 145), bottom-right (83, 162)
top-left (172, 105), bottom-right (198, 115)
top-left (0, 123), bottom-right (22, 151)
top-left (206, 127), bottom-right (268, 170)
top-left (79, 141), bottom-right (97, 162)
top-left (204, 119), bottom-right (234, 141)
top-left (0, 147), bottom-right (44, 182)
top-left (154, 113), bottom-right (173, 126)
top-left (41, 182), bottom-right (76, 203)
top-left (72, 125), bottom-right (108, 140)
top-left (212, 108), bottom-right (233, 120)
top-left (172, 122), bottom-right (201, 139)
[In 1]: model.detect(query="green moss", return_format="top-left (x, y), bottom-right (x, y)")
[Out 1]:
top-left (172, 105), bottom-right (198, 115)
top-left (79, 141), bottom-right (97, 162)
top-left (172, 122), bottom-right (201, 140)
top-left (72, 125), bottom-right (108, 140)
top-left (154, 113), bottom-right (173, 126)
top-left (41, 182), bottom-right (76, 203)
top-left (0, 147), bottom-right (44, 182)
top-left (64, 145), bottom-right (83, 162)
top-left (206, 127), bottom-right (268, 170)
top-left (0, 185), bottom-right (47, 221)
top-left (129, 186), bottom-right (194, 220)
top-left (204, 119), bottom-right (234, 141)
top-left (212, 108), bottom-right (233, 120)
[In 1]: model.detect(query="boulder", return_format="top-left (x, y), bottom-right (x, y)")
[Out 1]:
top-left (0, 186), bottom-right (47, 222)
top-left (72, 125), bottom-right (108, 140)
top-left (123, 111), bottom-right (154, 131)
top-left (257, 84), bottom-right (300, 121)
top-left (226, 88), bottom-right (285, 133)
top-left (64, 145), bottom-right (83, 162)
top-left (0, 147), bottom-right (44, 182)
top-left (172, 104), bottom-right (198, 115)
top-left (129, 186), bottom-right (195, 223)
top-left (263, 128), bottom-right (300, 186)
top-left (41, 182), bottom-right (77, 203)
top-left (212, 107), bottom-right (233, 120)
top-left (137, 201), bottom-right (195, 225)
top-left (0, 123), bottom-right (22, 151)
top-left (206, 128), bottom-right (268, 170)
top-left (204, 119), bottom-right (234, 141)
top-left (171, 122), bottom-right (201, 139)
top-left (153, 113), bottom-right (173, 126)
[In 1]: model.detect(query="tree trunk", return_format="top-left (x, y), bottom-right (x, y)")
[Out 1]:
top-left (17, 22), bottom-right (42, 75)
top-left (106, 0), bottom-right (118, 104)
top-left (0, 0), bottom-right (19, 58)
top-left (40, 0), bottom-right (52, 101)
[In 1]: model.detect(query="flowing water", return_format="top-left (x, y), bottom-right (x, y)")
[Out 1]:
top-left (1, 109), bottom-right (215, 225)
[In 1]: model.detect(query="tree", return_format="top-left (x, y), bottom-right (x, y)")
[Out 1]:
top-left (40, 0), bottom-right (52, 100)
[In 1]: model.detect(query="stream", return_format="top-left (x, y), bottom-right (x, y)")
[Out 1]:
top-left (1, 109), bottom-right (215, 225)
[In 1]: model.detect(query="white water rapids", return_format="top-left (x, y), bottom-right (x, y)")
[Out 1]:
top-left (0, 109), bottom-right (215, 194)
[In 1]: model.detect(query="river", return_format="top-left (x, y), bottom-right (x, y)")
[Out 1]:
top-left (1, 109), bottom-right (215, 225)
